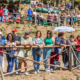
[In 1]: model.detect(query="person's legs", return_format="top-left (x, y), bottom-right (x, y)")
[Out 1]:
top-left (0, 15), bottom-right (1, 23)
top-left (44, 48), bottom-right (52, 70)
top-left (24, 61), bottom-right (27, 72)
top-left (77, 52), bottom-right (80, 66)
top-left (5, 15), bottom-right (8, 22)
top-left (32, 50), bottom-right (38, 71)
top-left (1, 15), bottom-right (3, 23)
top-left (0, 54), bottom-right (3, 68)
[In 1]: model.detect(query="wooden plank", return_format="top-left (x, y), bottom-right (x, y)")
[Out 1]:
top-left (69, 46), bottom-right (72, 71)
top-left (0, 66), bottom-right (5, 80)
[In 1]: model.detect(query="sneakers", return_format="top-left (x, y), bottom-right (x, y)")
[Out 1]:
top-left (25, 72), bottom-right (28, 75)
top-left (37, 70), bottom-right (41, 74)
top-left (34, 71), bottom-right (37, 74)
top-left (18, 72), bottom-right (23, 75)
top-left (50, 68), bottom-right (53, 71)
top-left (16, 72), bottom-right (19, 75)
top-left (45, 69), bottom-right (50, 72)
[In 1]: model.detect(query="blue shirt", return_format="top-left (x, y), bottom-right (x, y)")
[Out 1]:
top-left (2, 36), bottom-right (5, 40)
top-left (54, 37), bottom-right (63, 54)
top-left (0, 39), bottom-right (5, 45)
top-left (32, 37), bottom-right (43, 46)
top-left (4, 9), bottom-right (8, 15)
top-left (66, 39), bottom-right (73, 45)
top-left (27, 9), bottom-right (33, 17)
top-left (46, 4), bottom-right (49, 9)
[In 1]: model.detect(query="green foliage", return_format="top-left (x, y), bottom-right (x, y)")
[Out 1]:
top-left (31, 30), bottom-right (37, 33)
top-left (17, 32), bottom-right (23, 36)
top-left (62, 78), bottom-right (67, 80)
top-left (44, 25), bottom-right (48, 27)
top-left (33, 25), bottom-right (36, 28)
top-left (16, 26), bottom-right (21, 29)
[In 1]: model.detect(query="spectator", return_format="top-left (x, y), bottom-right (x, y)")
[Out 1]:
top-left (32, 30), bottom-right (44, 74)
top-left (0, 32), bottom-right (5, 69)
top-left (3, 6), bottom-right (9, 22)
top-left (18, 32), bottom-right (32, 75)
top-left (27, 7), bottom-right (33, 20)
top-left (74, 35), bottom-right (80, 68)
top-left (43, 30), bottom-right (55, 71)
top-left (47, 11), bottom-right (53, 26)
top-left (6, 33), bottom-right (17, 76)
top-left (66, 13), bottom-right (70, 26)
top-left (77, 13), bottom-right (80, 27)
top-left (53, 11), bottom-right (58, 26)
top-left (12, 29), bottom-right (21, 74)
top-left (0, 28), bottom-right (5, 40)
top-left (46, 4), bottom-right (49, 9)
top-left (20, 8), bottom-right (24, 24)
top-left (0, 6), bottom-right (4, 23)
top-left (60, 13), bottom-right (65, 26)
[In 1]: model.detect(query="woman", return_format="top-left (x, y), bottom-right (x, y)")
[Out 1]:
top-left (74, 35), bottom-right (80, 68)
top-left (47, 11), bottom-right (53, 26)
top-left (43, 30), bottom-right (55, 71)
top-left (73, 13), bottom-right (76, 27)
top-left (77, 13), bottom-right (80, 27)
top-left (6, 33), bottom-right (17, 76)
top-left (66, 13), bottom-right (70, 26)
top-left (32, 30), bottom-right (44, 74)
top-left (0, 32), bottom-right (5, 69)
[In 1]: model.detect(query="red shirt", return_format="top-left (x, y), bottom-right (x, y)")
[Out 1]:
top-left (0, 9), bottom-right (4, 15)
top-left (0, 48), bottom-right (3, 55)
top-left (75, 38), bottom-right (80, 50)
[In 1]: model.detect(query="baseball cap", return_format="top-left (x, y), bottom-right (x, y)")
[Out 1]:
top-left (12, 29), bottom-right (17, 32)
top-left (25, 32), bottom-right (30, 35)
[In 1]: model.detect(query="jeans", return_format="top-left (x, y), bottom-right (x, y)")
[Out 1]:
top-left (74, 51), bottom-right (80, 67)
top-left (20, 17), bottom-right (24, 24)
top-left (0, 15), bottom-right (3, 23)
top-left (15, 52), bottom-right (19, 70)
top-left (53, 19), bottom-right (57, 26)
top-left (6, 54), bottom-right (16, 72)
top-left (60, 20), bottom-right (64, 26)
top-left (32, 49), bottom-right (43, 71)
top-left (64, 50), bottom-right (73, 68)
top-left (4, 15), bottom-right (8, 22)
top-left (43, 48), bottom-right (52, 70)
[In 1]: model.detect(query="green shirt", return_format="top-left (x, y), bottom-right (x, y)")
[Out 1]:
top-left (45, 37), bottom-right (53, 46)
top-left (21, 37), bottom-right (32, 57)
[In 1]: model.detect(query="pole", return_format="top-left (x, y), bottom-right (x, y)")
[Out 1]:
top-left (68, 46), bottom-right (72, 71)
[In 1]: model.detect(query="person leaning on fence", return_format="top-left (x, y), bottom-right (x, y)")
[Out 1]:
top-left (12, 29), bottom-right (21, 74)
top-left (32, 30), bottom-right (44, 74)
top-left (27, 7), bottom-right (33, 20)
top-left (63, 35), bottom-right (76, 68)
top-left (43, 30), bottom-right (55, 72)
top-left (18, 32), bottom-right (32, 75)
top-left (0, 32), bottom-right (5, 69)
top-left (5, 33), bottom-right (17, 76)
top-left (50, 32), bottom-right (66, 70)
top-left (74, 35), bottom-right (80, 68)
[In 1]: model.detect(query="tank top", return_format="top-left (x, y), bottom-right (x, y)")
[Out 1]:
top-left (45, 37), bottom-right (53, 46)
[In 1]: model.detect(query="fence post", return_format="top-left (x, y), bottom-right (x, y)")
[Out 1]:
top-left (69, 46), bottom-right (72, 71)
top-left (0, 66), bottom-right (5, 80)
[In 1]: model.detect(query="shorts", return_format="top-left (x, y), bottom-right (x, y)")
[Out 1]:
top-left (27, 16), bottom-right (32, 20)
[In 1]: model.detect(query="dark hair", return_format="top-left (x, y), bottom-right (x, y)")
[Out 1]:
top-left (0, 28), bottom-right (2, 32)
top-left (58, 32), bottom-right (64, 37)
top-left (77, 35), bottom-right (80, 40)
top-left (6, 33), bottom-right (15, 42)
top-left (47, 30), bottom-right (52, 38)
top-left (70, 35), bottom-right (74, 38)
top-left (36, 30), bottom-right (42, 38)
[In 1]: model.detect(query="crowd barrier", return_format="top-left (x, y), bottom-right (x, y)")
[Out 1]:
top-left (0, 44), bottom-right (80, 80)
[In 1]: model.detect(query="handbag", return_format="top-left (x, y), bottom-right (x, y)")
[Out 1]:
top-left (36, 48), bottom-right (42, 56)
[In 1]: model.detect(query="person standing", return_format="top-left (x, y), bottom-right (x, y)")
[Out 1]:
top-left (43, 30), bottom-right (55, 71)
top-left (0, 6), bottom-right (4, 23)
top-left (6, 33), bottom-right (17, 76)
top-left (3, 6), bottom-right (9, 22)
top-left (32, 30), bottom-right (44, 74)
top-left (27, 7), bottom-right (33, 20)
top-left (12, 29), bottom-right (21, 74)
top-left (18, 32), bottom-right (32, 75)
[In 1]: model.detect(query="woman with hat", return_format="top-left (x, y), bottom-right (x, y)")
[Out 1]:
top-left (18, 32), bottom-right (32, 75)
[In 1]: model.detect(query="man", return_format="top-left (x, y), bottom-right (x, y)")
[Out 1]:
top-left (3, 6), bottom-right (9, 22)
top-left (0, 6), bottom-right (4, 23)
top-left (27, 7), bottom-right (33, 20)
top-left (12, 29), bottom-right (21, 74)
top-left (0, 29), bottom-right (5, 40)
top-left (18, 32), bottom-right (32, 75)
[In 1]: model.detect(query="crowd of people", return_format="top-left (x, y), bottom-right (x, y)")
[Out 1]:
top-left (0, 29), bottom-right (80, 76)
top-left (0, 4), bottom-right (80, 27)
